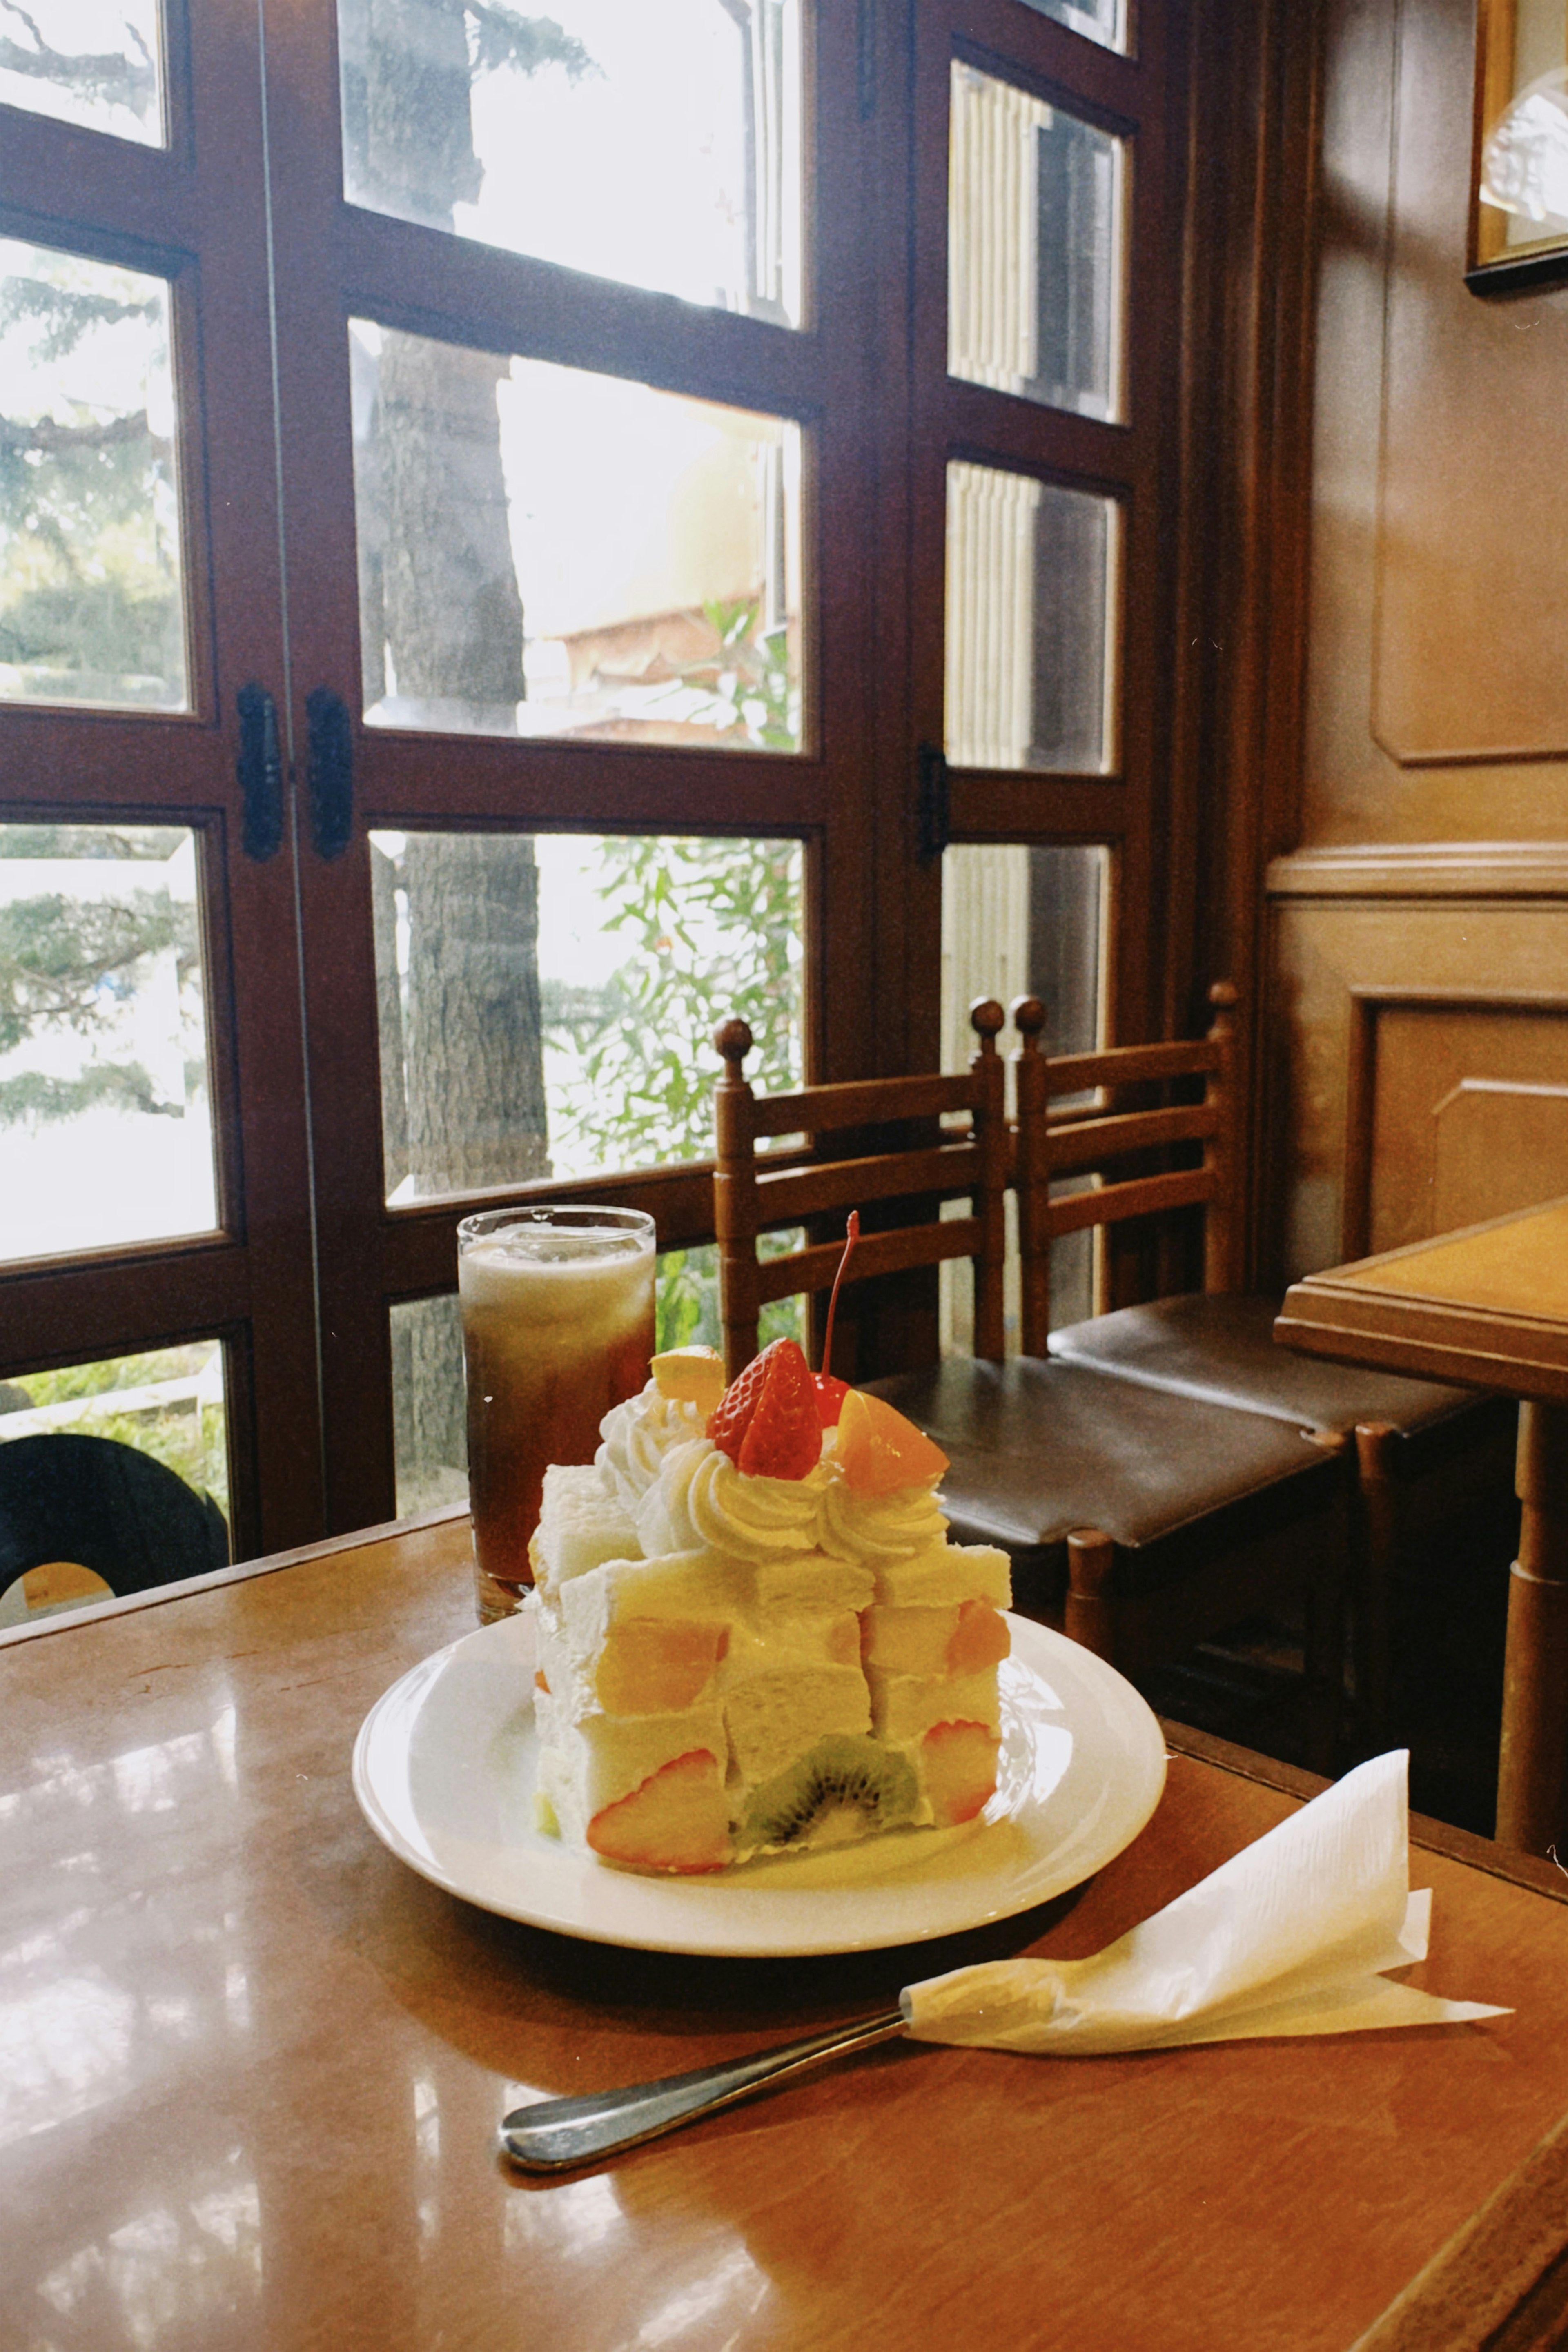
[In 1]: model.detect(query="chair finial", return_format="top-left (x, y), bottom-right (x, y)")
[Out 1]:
top-left (969, 997), bottom-right (1004, 1044)
top-left (1011, 995), bottom-right (1046, 1048)
top-left (1208, 979), bottom-right (1239, 1011)
top-left (713, 1017), bottom-right (753, 1074)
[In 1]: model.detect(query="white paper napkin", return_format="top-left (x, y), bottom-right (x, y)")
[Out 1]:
top-left (901, 1751), bottom-right (1509, 2055)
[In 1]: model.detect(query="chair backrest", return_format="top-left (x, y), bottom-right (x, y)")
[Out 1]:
top-left (1013, 979), bottom-right (1245, 1354)
top-left (0, 1434), bottom-right (230, 1601)
top-left (713, 1000), bottom-right (1010, 1379)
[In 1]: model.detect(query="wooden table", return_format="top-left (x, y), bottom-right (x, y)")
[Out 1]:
top-left (7, 1512), bottom-right (1568, 2350)
top-left (1277, 1198), bottom-right (1568, 1854)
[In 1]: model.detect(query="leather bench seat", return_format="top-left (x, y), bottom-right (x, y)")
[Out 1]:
top-left (1046, 1291), bottom-right (1477, 1437)
top-left (866, 1355), bottom-right (1346, 1624)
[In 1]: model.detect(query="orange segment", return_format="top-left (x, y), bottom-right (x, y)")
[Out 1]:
top-left (945, 1599), bottom-right (1010, 1677)
top-left (594, 1620), bottom-right (728, 1715)
top-left (835, 1388), bottom-right (949, 1496)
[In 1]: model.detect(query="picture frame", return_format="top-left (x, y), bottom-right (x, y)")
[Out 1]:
top-left (1468, 0), bottom-right (1568, 294)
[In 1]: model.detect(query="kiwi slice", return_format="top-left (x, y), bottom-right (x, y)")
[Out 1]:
top-left (741, 1735), bottom-right (918, 1852)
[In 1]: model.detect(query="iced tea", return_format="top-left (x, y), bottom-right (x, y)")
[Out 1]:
top-left (458, 1207), bottom-right (655, 1622)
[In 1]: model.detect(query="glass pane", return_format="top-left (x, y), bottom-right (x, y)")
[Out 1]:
top-left (945, 461), bottom-right (1118, 773)
top-left (0, 0), bottom-right (164, 144)
top-left (0, 240), bottom-right (186, 710)
top-left (1015, 0), bottom-right (1127, 54)
top-left (389, 1253), bottom-right (803, 1517)
top-left (0, 1339), bottom-right (229, 1626)
top-left (339, 0), bottom-right (801, 326)
top-left (370, 831), bottom-right (803, 1202)
top-left (352, 325), bottom-right (803, 749)
top-left (949, 64), bottom-right (1125, 421)
top-left (0, 824), bottom-right (216, 1263)
top-left (940, 842), bottom-right (1107, 1348)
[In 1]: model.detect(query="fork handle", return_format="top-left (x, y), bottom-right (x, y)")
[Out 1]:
top-left (501, 2007), bottom-right (909, 2172)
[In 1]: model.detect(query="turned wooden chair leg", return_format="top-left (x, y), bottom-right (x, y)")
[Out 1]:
top-left (1065, 1528), bottom-right (1118, 1664)
top-left (1301, 1430), bottom-right (1352, 1775)
top-left (1497, 1400), bottom-right (1568, 1852)
top-left (1354, 1421), bottom-right (1400, 1755)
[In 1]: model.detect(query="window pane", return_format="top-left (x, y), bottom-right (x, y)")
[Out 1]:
top-left (389, 1251), bottom-right (803, 1517)
top-left (949, 64), bottom-right (1125, 422)
top-left (0, 824), bottom-right (216, 1263)
top-left (339, 0), bottom-right (801, 326)
top-left (352, 326), bottom-right (803, 750)
top-left (0, 1), bottom-right (164, 145)
top-left (945, 461), bottom-right (1118, 773)
top-left (0, 240), bottom-right (186, 711)
top-left (0, 1339), bottom-right (229, 1626)
top-left (1015, 0), bottom-right (1127, 55)
top-left (370, 831), bottom-right (803, 1203)
top-left (940, 843), bottom-right (1107, 1346)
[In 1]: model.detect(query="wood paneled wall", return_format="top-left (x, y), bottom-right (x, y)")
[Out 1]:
top-left (1260, 0), bottom-right (1568, 1282)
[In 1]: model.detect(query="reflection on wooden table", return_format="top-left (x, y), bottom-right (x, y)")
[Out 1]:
top-left (4, 1509), bottom-right (1568, 2349)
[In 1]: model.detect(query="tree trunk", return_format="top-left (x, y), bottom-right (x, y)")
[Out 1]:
top-left (354, 0), bottom-right (549, 1494)
top-left (402, 831), bottom-right (549, 1194)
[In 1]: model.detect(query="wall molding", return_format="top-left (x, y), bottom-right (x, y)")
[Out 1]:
top-left (1341, 987), bottom-right (1568, 1258)
top-left (1267, 843), bottom-right (1568, 900)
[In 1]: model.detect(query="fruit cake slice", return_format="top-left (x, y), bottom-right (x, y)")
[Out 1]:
top-left (530, 1342), bottom-right (1012, 1873)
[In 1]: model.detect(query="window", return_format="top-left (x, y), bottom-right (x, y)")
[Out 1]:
top-left (0, 2), bottom-right (1185, 1552)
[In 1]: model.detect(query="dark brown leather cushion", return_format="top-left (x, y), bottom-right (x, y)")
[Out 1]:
top-left (865, 1357), bottom-right (1343, 1611)
top-left (1048, 1292), bottom-right (1477, 1435)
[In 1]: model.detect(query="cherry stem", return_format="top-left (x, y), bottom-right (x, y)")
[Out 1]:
top-left (820, 1211), bottom-right (860, 1380)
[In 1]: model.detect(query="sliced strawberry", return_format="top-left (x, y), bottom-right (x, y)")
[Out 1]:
top-left (815, 1372), bottom-right (850, 1428)
top-left (708, 1338), bottom-right (822, 1481)
top-left (707, 1346), bottom-right (773, 1458)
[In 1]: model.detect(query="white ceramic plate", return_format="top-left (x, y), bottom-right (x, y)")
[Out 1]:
top-left (352, 1609), bottom-right (1166, 1957)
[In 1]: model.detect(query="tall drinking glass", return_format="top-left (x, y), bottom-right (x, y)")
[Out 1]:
top-left (458, 1205), bottom-right (656, 1623)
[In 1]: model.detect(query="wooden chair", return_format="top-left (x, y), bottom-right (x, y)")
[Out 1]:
top-left (712, 998), bottom-right (1011, 1381)
top-left (0, 1434), bottom-right (229, 1606)
top-left (1036, 982), bottom-right (1515, 1749)
top-left (712, 1000), bottom-right (1353, 1767)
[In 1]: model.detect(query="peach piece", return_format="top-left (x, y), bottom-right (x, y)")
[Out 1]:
top-left (825, 1613), bottom-right (862, 1667)
top-left (534, 1669), bottom-right (550, 1694)
top-left (945, 1598), bottom-right (1010, 1677)
top-left (835, 1388), bottom-right (949, 1496)
top-left (650, 1346), bottom-right (726, 1415)
top-left (860, 1603), bottom-right (961, 1675)
top-left (586, 1749), bottom-right (732, 1873)
top-left (922, 1720), bottom-right (1000, 1825)
top-left (595, 1621), bottom-right (728, 1715)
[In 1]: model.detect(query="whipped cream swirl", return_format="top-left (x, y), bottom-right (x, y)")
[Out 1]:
top-left (596, 1384), bottom-right (710, 1515)
top-left (819, 1474), bottom-right (948, 1560)
top-left (637, 1440), bottom-right (838, 1561)
top-left (633, 1431), bottom-right (949, 1564)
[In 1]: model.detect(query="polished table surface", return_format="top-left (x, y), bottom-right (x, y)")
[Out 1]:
top-left (7, 1512), bottom-right (1568, 2350)
top-left (1278, 1198), bottom-right (1568, 1852)
top-left (1276, 1196), bottom-right (1568, 1401)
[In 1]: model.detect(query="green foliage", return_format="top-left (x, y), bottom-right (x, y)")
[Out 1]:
top-left (546, 835), bottom-right (802, 1175)
top-left (0, 886), bottom-right (192, 1052)
top-left (0, 255), bottom-right (181, 701)
top-left (466, 6), bottom-right (596, 80)
top-left (657, 1240), bottom-right (804, 1356)
top-left (0, 878), bottom-right (197, 1126)
top-left (0, 21), bottom-right (157, 124)
top-left (678, 598), bottom-right (797, 753)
